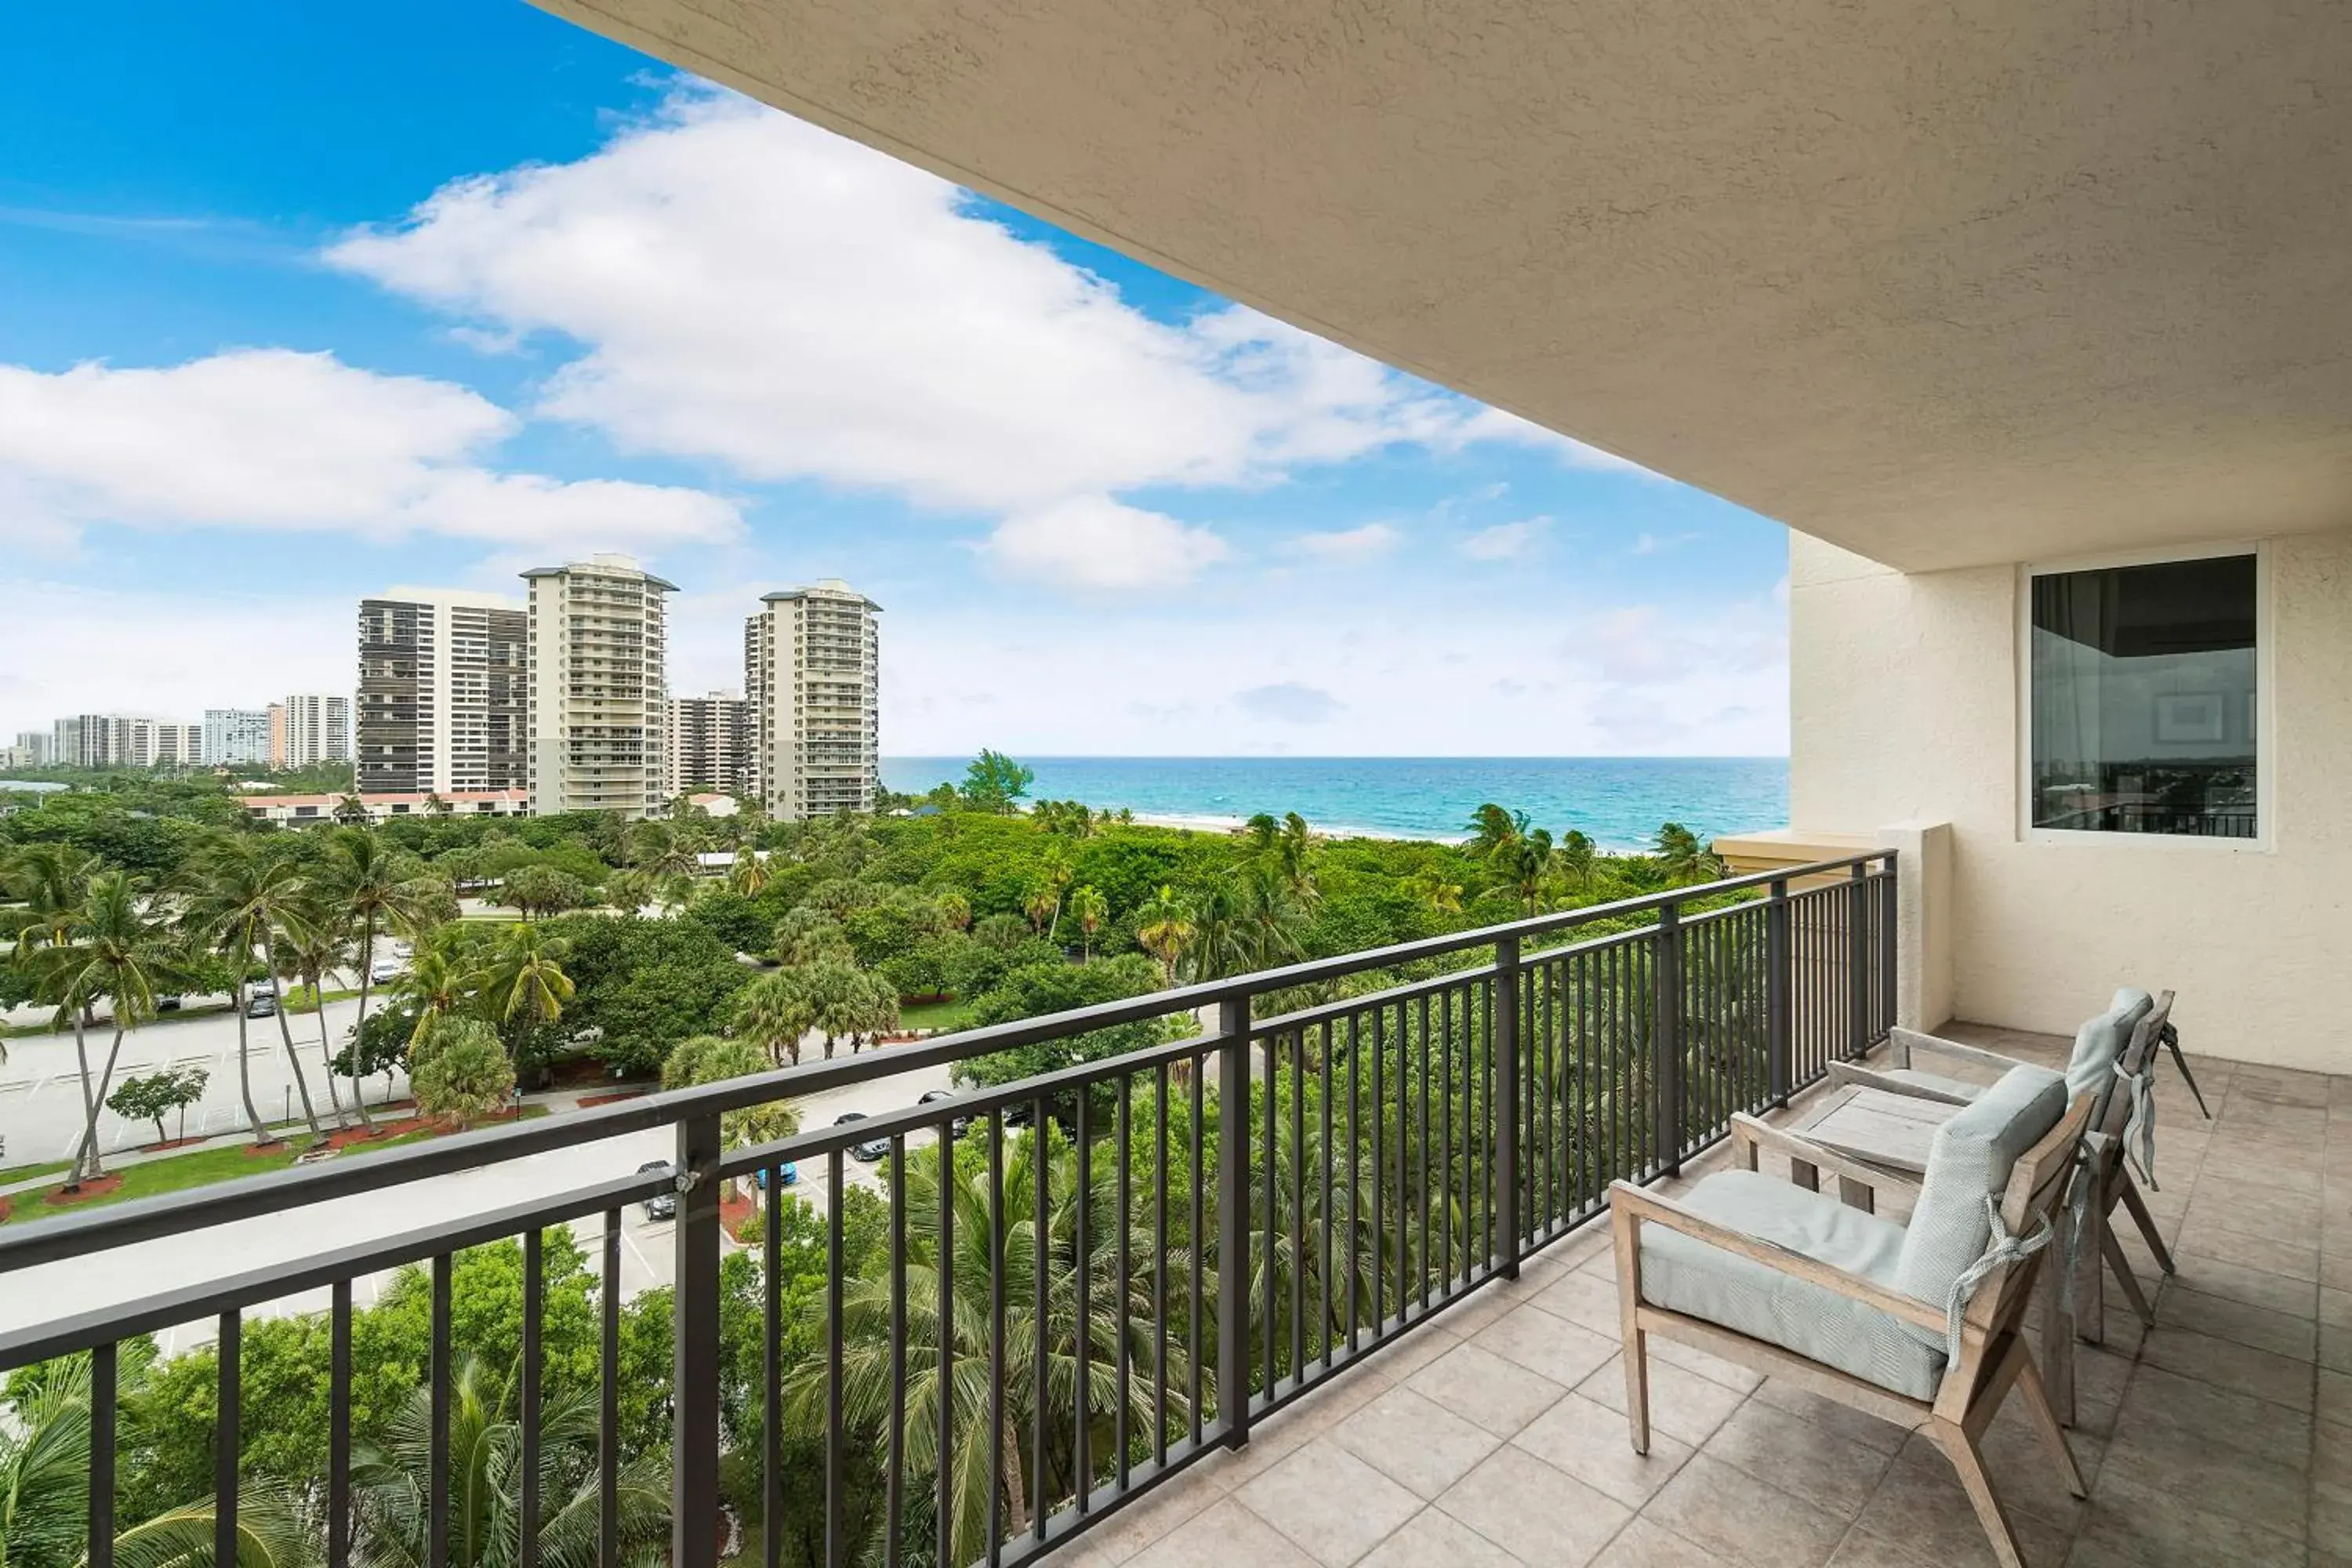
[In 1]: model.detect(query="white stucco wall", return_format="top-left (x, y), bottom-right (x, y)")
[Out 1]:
top-left (1788, 528), bottom-right (2352, 1073)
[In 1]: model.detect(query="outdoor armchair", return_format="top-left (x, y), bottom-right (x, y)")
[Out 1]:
top-left (1610, 1066), bottom-right (2092, 1568)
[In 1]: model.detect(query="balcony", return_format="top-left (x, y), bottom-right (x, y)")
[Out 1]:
top-left (2, 853), bottom-right (2335, 1568)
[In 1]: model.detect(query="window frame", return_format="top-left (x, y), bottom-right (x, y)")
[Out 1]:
top-left (2015, 539), bottom-right (2274, 851)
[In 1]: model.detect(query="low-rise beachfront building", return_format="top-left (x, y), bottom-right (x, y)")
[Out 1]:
top-left (235, 789), bottom-right (529, 824)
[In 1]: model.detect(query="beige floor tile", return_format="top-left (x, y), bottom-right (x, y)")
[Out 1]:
top-left (1473, 1305), bottom-right (1621, 1389)
top-left (2098, 1421), bottom-right (2308, 1542)
top-left (1354, 1509), bottom-right (1524, 1568)
top-left (1236, 1439), bottom-right (1425, 1568)
top-left (1087, 1473), bottom-right (1226, 1563)
top-left (2323, 1323), bottom-right (2352, 1374)
top-left (2328, 1288), bottom-right (2352, 1330)
top-left (1702, 1398), bottom-right (1894, 1520)
top-left (1647, 1332), bottom-right (1766, 1392)
top-left (1405, 1341), bottom-right (1569, 1438)
top-left (2071, 1468), bottom-right (2305, 1568)
top-left (1821, 1528), bottom-right (1938, 1568)
top-left (2154, 1283), bottom-right (2321, 1359)
top-left (1192, 1370), bottom-right (1390, 1490)
top-left (1511, 1392), bottom-right (1694, 1508)
top-left (1435, 1446), bottom-right (1632, 1568)
top-left (2170, 1251), bottom-right (2322, 1319)
top-left (1577, 1351), bottom-right (1751, 1446)
top-left (2321, 1367), bottom-right (2351, 1428)
top-left (2111, 1361), bottom-right (2311, 1472)
top-left (2172, 1221), bottom-right (2322, 1283)
top-left (1587, 1519), bottom-right (1720, 1568)
top-left (2140, 1324), bottom-right (2317, 1411)
top-left (1749, 1377), bottom-right (1911, 1456)
top-left (1851, 1441), bottom-right (2074, 1568)
top-left (1330, 1385), bottom-right (1504, 1500)
top-left (1530, 1265), bottom-right (1625, 1338)
top-left (1125, 1498), bottom-right (1321, 1568)
top-left (1642, 1453), bottom-right (1849, 1568)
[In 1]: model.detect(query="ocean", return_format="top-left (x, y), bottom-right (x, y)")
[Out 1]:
top-left (880, 757), bottom-right (1788, 851)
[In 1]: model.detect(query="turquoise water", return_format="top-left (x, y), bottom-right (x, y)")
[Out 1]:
top-left (880, 757), bottom-right (1788, 851)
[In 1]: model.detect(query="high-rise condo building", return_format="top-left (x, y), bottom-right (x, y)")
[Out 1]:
top-left (52, 715), bottom-right (201, 768)
top-left (524, 555), bottom-right (674, 818)
top-left (11, 731), bottom-right (51, 767)
top-left (204, 709), bottom-right (274, 768)
top-left (283, 694), bottom-right (351, 768)
top-left (745, 580), bottom-right (881, 820)
top-left (666, 692), bottom-right (753, 797)
top-left (267, 703), bottom-right (288, 768)
top-left (357, 590), bottom-right (530, 795)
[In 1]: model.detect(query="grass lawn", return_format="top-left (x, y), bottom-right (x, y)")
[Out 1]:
top-left (283, 985), bottom-right (361, 1014)
top-left (898, 996), bottom-right (979, 1033)
top-left (0, 1160), bottom-right (71, 1186)
top-left (0, 1105), bottom-right (551, 1223)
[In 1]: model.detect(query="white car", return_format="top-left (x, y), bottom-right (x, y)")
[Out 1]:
top-left (370, 957), bottom-right (405, 985)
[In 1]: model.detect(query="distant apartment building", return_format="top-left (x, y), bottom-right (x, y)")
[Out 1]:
top-left (204, 708), bottom-right (274, 767)
top-left (282, 694), bottom-right (350, 768)
top-left (49, 715), bottom-right (201, 768)
top-left (357, 590), bottom-right (530, 796)
top-left (524, 555), bottom-right (673, 818)
top-left (9, 731), bottom-right (50, 768)
top-left (267, 702), bottom-right (288, 768)
top-left (745, 580), bottom-right (881, 820)
top-left (666, 691), bottom-right (753, 797)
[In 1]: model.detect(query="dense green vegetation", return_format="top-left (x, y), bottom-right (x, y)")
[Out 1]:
top-left (1, 753), bottom-right (1739, 1567)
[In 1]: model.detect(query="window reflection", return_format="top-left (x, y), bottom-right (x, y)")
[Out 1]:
top-left (2030, 555), bottom-right (2257, 838)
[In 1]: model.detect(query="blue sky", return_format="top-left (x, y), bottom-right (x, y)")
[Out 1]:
top-left (0, 2), bottom-right (1791, 757)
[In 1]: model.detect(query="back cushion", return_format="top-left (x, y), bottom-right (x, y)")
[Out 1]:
top-left (2063, 988), bottom-right (2154, 1099)
top-left (1891, 1065), bottom-right (2067, 1330)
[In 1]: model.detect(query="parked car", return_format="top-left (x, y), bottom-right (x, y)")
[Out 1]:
top-left (370, 957), bottom-right (404, 985)
top-left (754, 1163), bottom-right (800, 1189)
top-left (156, 996), bottom-right (183, 1012)
top-left (638, 1160), bottom-right (677, 1221)
top-left (918, 1088), bottom-right (975, 1139)
top-left (833, 1111), bottom-right (891, 1163)
top-left (245, 991), bottom-right (278, 1019)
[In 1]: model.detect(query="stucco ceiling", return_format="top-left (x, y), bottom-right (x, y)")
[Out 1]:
top-left (535, 0), bottom-right (2352, 572)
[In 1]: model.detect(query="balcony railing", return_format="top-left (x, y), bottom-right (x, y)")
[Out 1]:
top-left (0, 852), bottom-right (1893, 1568)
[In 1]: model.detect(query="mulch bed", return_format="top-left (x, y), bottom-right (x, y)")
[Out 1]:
top-left (720, 1187), bottom-right (760, 1240)
top-left (244, 1140), bottom-right (293, 1157)
top-left (321, 1104), bottom-right (524, 1152)
top-left (578, 1089), bottom-right (646, 1109)
top-left (43, 1174), bottom-right (125, 1205)
top-left (141, 1135), bottom-right (208, 1152)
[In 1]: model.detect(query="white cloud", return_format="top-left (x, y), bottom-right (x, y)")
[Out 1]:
top-left (0, 583), bottom-right (352, 723)
top-left (1462, 517), bottom-right (1551, 561)
top-left (1631, 530), bottom-right (1697, 555)
top-left (1235, 682), bottom-right (1343, 724)
top-left (1443, 406), bottom-right (1655, 475)
top-left (0, 349), bottom-right (742, 554)
top-left (979, 496), bottom-right (1229, 591)
top-left (1283, 523), bottom-right (1399, 564)
top-left (325, 91), bottom-right (1579, 576)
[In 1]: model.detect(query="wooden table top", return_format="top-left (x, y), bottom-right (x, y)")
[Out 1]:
top-left (1794, 1084), bottom-right (1965, 1175)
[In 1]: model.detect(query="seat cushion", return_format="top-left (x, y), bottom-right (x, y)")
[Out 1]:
top-left (1638, 1169), bottom-right (1945, 1399)
top-left (2063, 989), bottom-right (2154, 1101)
top-left (1889, 1065), bottom-right (2067, 1353)
top-left (1880, 1067), bottom-right (1990, 1102)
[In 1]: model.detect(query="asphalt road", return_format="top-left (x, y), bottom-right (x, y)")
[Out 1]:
top-left (0, 1047), bottom-right (956, 1356)
top-left (1, 989), bottom-right (405, 1165)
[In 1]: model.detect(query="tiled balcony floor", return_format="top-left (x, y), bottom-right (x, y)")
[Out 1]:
top-left (1047, 1031), bottom-right (2351, 1568)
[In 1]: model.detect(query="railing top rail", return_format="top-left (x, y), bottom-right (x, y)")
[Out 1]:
top-left (0, 849), bottom-right (1893, 1273)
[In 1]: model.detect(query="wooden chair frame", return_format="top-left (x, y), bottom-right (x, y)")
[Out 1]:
top-left (1610, 1093), bottom-right (2093, 1568)
top-left (1827, 995), bottom-right (2178, 1345)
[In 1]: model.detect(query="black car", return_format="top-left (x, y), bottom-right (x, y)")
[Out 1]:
top-left (833, 1111), bottom-right (891, 1163)
top-left (917, 1088), bottom-right (975, 1139)
top-left (638, 1159), bottom-right (677, 1221)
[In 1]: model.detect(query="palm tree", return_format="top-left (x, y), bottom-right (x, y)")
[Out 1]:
top-left (353, 1358), bottom-right (668, 1568)
top-left (1400, 870), bottom-right (1465, 917)
top-left (601, 868), bottom-right (654, 916)
top-left (0, 1348), bottom-right (95, 1568)
top-left (1132, 886), bottom-right (1195, 986)
top-left (1022, 880), bottom-right (1060, 936)
top-left (312, 828), bottom-right (444, 1133)
top-left (0, 844), bottom-right (102, 1076)
top-left (934, 890), bottom-right (973, 932)
top-left (183, 840), bottom-right (328, 1146)
top-left (1557, 829), bottom-right (1599, 896)
top-left (730, 968), bottom-right (818, 1066)
top-left (108, 1481), bottom-right (324, 1568)
top-left (1653, 822), bottom-right (1720, 886)
top-left (1068, 885), bottom-right (1108, 962)
top-left (773, 907), bottom-right (853, 967)
top-left (789, 1133), bottom-right (1192, 1566)
top-left (1498, 828), bottom-right (1559, 916)
top-left (727, 848), bottom-right (771, 897)
top-left (391, 942), bottom-right (471, 1049)
top-left (332, 793), bottom-right (369, 826)
top-left (31, 873), bottom-right (178, 1185)
top-left (625, 819), bottom-right (699, 885)
top-left (473, 924), bottom-right (574, 1052)
top-left (279, 909), bottom-right (354, 1123)
top-left (1463, 803), bottom-right (1527, 858)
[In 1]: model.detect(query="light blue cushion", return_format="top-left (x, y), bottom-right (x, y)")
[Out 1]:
top-left (2063, 989), bottom-right (2153, 1101)
top-left (1638, 1169), bottom-right (1945, 1399)
top-left (1889, 1065), bottom-right (2066, 1356)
